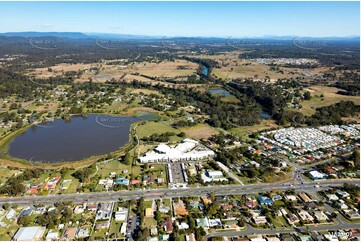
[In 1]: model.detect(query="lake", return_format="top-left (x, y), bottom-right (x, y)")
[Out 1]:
top-left (209, 89), bottom-right (231, 97)
top-left (202, 65), bottom-right (209, 76)
top-left (8, 114), bottom-right (145, 163)
top-left (260, 111), bottom-right (272, 119)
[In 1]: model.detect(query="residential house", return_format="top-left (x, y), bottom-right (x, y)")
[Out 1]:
top-left (258, 196), bottom-right (273, 206)
top-left (63, 227), bottom-right (78, 240)
top-left (162, 217), bottom-right (173, 233)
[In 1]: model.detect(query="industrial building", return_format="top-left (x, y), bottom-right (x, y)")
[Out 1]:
top-left (139, 139), bottom-right (215, 163)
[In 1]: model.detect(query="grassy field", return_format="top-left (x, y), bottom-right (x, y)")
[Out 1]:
top-left (28, 59), bottom-right (198, 83)
top-left (229, 120), bottom-right (279, 139)
top-left (0, 168), bottom-right (21, 185)
top-left (299, 85), bottom-right (360, 116)
top-left (179, 123), bottom-right (219, 140)
top-left (128, 88), bottom-right (162, 95)
top-left (221, 95), bottom-right (240, 103)
top-left (97, 160), bottom-right (131, 179)
top-left (133, 59), bottom-right (198, 78)
top-left (137, 121), bottom-right (180, 138)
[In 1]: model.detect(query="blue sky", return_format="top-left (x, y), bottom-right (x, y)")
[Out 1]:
top-left (0, 1), bottom-right (359, 37)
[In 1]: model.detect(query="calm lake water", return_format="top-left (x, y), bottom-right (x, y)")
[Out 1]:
top-left (202, 65), bottom-right (209, 76)
top-left (209, 89), bottom-right (231, 97)
top-left (8, 114), bottom-right (145, 163)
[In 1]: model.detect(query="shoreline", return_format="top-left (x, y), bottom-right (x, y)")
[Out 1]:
top-left (0, 113), bottom-right (144, 170)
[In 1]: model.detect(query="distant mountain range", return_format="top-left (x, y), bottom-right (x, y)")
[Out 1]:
top-left (0, 31), bottom-right (359, 42)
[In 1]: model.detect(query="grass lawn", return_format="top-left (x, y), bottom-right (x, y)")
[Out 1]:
top-left (143, 217), bottom-right (157, 227)
top-left (109, 220), bottom-right (124, 238)
top-left (131, 165), bottom-right (142, 179)
top-left (144, 200), bottom-right (153, 208)
top-left (162, 198), bottom-right (171, 208)
top-left (137, 121), bottom-right (180, 138)
top-left (271, 216), bottom-right (290, 228)
top-left (92, 228), bottom-right (107, 240)
top-left (300, 85), bottom-right (360, 116)
top-left (61, 170), bottom-right (80, 194)
top-left (179, 123), bottom-right (219, 140)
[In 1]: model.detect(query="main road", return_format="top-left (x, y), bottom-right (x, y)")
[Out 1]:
top-left (0, 179), bottom-right (358, 206)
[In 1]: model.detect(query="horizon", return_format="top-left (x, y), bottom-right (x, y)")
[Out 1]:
top-left (0, 2), bottom-right (359, 37)
top-left (1, 31), bottom-right (360, 39)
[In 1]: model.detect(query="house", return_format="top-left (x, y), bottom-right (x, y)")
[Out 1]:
top-left (120, 223), bottom-right (127, 236)
top-left (159, 206), bottom-right (170, 214)
top-left (160, 234), bottom-right (170, 241)
top-left (13, 227), bottom-right (46, 241)
top-left (63, 227), bottom-right (78, 240)
top-left (208, 219), bottom-right (222, 227)
top-left (174, 201), bottom-right (189, 217)
top-left (309, 170), bottom-right (328, 180)
top-left (76, 228), bottom-right (89, 238)
top-left (222, 219), bottom-right (239, 229)
top-left (143, 175), bottom-right (154, 184)
top-left (98, 179), bottom-right (113, 187)
top-left (44, 176), bottom-right (61, 190)
top-left (342, 208), bottom-right (360, 219)
top-left (336, 190), bottom-right (350, 199)
top-left (186, 233), bottom-right (196, 241)
top-left (45, 229), bottom-right (59, 241)
top-left (202, 197), bottom-right (212, 205)
top-left (202, 170), bottom-right (228, 182)
top-left (246, 197), bottom-right (258, 208)
top-left (206, 170), bottom-right (223, 178)
top-left (114, 208), bottom-right (128, 221)
top-left (313, 211), bottom-right (328, 221)
top-left (145, 208), bottom-right (154, 217)
top-left (150, 227), bottom-right (158, 236)
top-left (29, 187), bottom-right (39, 195)
top-left (297, 210), bottom-right (314, 222)
top-left (60, 180), bottom-right (72, 190)
top-left (299, 193), bottom-right (312, 203)
top-left (258, 196), bottom-right (273, 205)
top-left (18, 207), bottom-right (32, 222)
top-left (115, 176), bottom-right (129, 186)
top-left (326, 194), bottom-right (339, 201)
top-left (86, 203), bottom-right (97, 212)
top-left (253, 216), bottom-right (267, 224)
top-left (176, 221), bottom-right (189, 230)
top-left (286, 213), bottom-right (300, 225)
top-left (272, 194), bottom-right (282, 201)
top-left (285, 195), bottom-right (298, 202)
top-left (196, 218), bottom-right (209, 228)
top-left (96, 221), bottom-right (110, 230)
top-left (131, 179), bottom-right (141, 185)
top-left (95, 202), bottom-right (113, 220)
top-left (73, 205), bottom-right (85, 215)
top-left (162, 217), bottom-right (173, 233)
top-left (6, 209), bottom-right (17, 220)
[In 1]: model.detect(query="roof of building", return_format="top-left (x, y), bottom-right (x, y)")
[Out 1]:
top-left (13, 226), bottom-right (46, 241)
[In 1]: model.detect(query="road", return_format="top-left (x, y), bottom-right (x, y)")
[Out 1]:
top-left (0, 179), bottom-right (358, 205)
